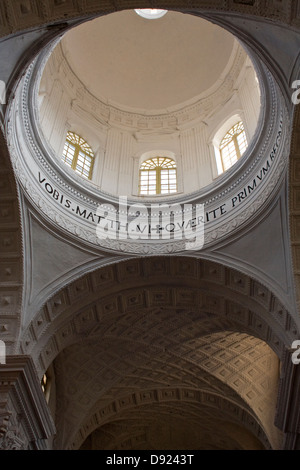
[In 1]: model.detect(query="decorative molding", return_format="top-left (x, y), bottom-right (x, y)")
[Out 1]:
top-left (19, 257), bottom-right (297, 378)
top-left (289, 104), bottom-right (300, 313)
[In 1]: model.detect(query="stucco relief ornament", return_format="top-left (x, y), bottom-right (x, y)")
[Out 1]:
top-left (0, 412), bottom-right (26, 450)
top-left (0, 430), bottom-right (27, 450)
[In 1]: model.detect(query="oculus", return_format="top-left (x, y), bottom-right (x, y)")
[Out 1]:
top-left (134, 9), bottom-right (168, 19)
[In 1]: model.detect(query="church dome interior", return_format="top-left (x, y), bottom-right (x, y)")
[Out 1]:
top-left (37, 10), bottom-right (261, 198)
top-left (1, 1), bottom-right (300, 455)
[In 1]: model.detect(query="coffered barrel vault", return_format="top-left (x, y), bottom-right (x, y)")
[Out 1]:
top-left (1, 0), bottom-right (300, 451)
top-left (20, 257), bottom-right (293, 449)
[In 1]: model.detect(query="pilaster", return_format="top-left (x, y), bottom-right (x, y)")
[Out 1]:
top-left (0, 355), bottom-right (55, 450)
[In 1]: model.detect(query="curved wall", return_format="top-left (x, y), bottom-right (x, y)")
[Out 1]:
top-left (37, 13), bottom-right (261, 197)
top-left (6, 43), bottom-right (285, 258)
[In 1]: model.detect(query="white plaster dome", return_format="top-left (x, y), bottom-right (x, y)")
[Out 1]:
top-left (8, 8), bottom-right (287, 256)
top-left (37, 10), bottom-right (261, 199)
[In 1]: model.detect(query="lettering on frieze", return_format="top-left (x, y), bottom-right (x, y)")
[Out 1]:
top-left (37, 120), bottom-right (282, 246)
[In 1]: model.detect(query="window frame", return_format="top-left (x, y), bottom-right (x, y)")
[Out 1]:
top-left (62, 131), bottom-right (95, 180)
top-left (219, 121), bottom-right (248, 172)
top-left (139, 156), bottom-right (177, 196)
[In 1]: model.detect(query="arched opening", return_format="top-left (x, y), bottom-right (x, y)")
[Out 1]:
top-left (21, 257), bottom-right (295, 450)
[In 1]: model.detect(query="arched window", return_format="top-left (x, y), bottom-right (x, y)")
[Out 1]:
top-left (219, 121), bottom-right (248, 172)
top-left (62, 131), bottom-right (94, 179)
top-left (139, 157), bottom-right (177, 195)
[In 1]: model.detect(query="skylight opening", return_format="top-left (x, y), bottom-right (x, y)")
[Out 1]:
top-left (134, 9), bottom-right (168, 19)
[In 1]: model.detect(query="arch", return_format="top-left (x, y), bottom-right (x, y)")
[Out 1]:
top-left (74, 388), bottom-right (272, 450)
top-left (139, 149), bottom-right (177, 166)
top-left (0, 2), bottom-right (296, 41)
top-left (20, 257), bottom-right (298, 370)
top-left (0, 0), bottom-right (299, 451)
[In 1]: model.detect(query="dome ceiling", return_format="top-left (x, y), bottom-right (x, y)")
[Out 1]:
top-left (61, 10), bottom-right (236, 112)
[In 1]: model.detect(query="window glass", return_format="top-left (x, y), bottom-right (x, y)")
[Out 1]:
top-left (139, 157), bottom-right (177, 195)
top-left (62, 132), bottom-right (94, 179)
